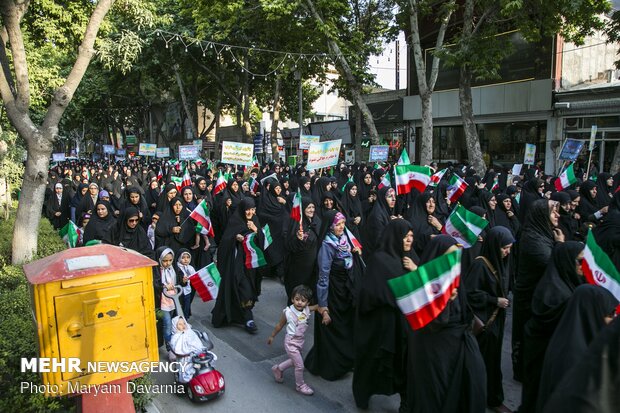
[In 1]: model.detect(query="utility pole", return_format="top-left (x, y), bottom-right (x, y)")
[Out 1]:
top-left (395, 39), bottom-right (400, 90)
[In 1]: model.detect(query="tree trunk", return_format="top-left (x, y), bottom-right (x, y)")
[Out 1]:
top-left (355, 106), bottom-right (362, 162)
top-left (419, 92), bottom-right (433, 166)
top-left (242, 56), bottom-right (252, 143)
top-left (173, 63), bottom-right (198, 139)
top-left (304, 0), bottom-right (379, 143)
top-left (215, 91), bottom-right (222, 160)
top-left (610, 141), bottom-right (620, 174)
top-left (459, 66), bottom-right (486, 173)
top-left (270, 77), bottom-right (281, 162)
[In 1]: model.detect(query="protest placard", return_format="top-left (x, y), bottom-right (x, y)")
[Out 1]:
top-left (306, 140), bottom-right (341, 170)
top-left (138, 143), bottom-right (157, 157)
top-left (369, 145), bottom-right (389, 162)
top-left (299, 135), bottom-right (320, 150)
top-left (221, 141), bottom-right (254, 166)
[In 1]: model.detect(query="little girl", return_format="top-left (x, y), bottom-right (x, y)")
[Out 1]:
top-left (176, 249), bottom-right (196, 319)
top-left (267, 285), bottom-right (329, 395)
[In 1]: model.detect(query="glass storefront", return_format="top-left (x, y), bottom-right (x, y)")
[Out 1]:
top-left (416, 120), bottom-right (547, 168)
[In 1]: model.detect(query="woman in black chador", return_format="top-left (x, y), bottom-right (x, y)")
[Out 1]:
top-left (283, 197), bottom-right (322, 300)
top-left (407, 191), bottom-right (444, 256)
top-left (257, 178), bottom-right (287, 285)
top-left (82, 200), bottom-right (116, 244)
top-left (211, 198), bottom-right (265, 334)
top-left (353, 219), bottom-right (418, 410)
top-left (464, 226), bottom-right (515, 413)
top-left (536, 284), bottom-right (617, 412)
top-left (305, 210), bottom-right (360, 381)
top-left (155, 196), bottom-right (194, 253)
top-left (104, 206), bottom-right (154, 259)
top-left (406, 235), bottom-right (486, 413)
top-left (519, 241), bottom-right (585, 413)
top-left (362, 186), bottom-right (398, 255)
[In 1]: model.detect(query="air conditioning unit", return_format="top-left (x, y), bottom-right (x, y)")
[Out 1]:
top-left (554, 102), bottom-right (571, 110)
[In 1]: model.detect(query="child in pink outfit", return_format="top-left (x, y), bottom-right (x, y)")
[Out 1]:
top-left (267, 285), bottom-right (329, 395)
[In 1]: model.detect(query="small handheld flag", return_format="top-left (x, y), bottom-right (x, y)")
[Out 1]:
top-left (190, 263), bottom-right (221, 302)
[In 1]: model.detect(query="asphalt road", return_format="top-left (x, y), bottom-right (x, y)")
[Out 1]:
top-left (149, 278), bottom-right (522, 413)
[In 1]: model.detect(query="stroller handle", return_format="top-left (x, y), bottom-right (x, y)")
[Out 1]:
top-left (162, 285), bottom-right (185, 319)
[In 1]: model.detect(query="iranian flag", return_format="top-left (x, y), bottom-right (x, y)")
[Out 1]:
top-left (263, 224), bottom-right (273, 250)
top-left (181, 167), bottom-right (192, 188)
top-left (446, 175), bottom-right (468, 203)
top-left (243, 233), bottom-right (267, 269)
top-left (378, 172), bottom-right (391, 190)
top-left (397, 149), bottom-right (410, 165)
top-left (430, 168), bottom-right (447, 187)
top-left (248, 177), bottom-right (260, 194)
top-left (59, 221), bottom-right (79, 248)
top-left (491, 175), bottom-right (499, 191)
top-left (189, 200), bottom-right (214, 237)
top-left (583, 230), bottom-right (620, 301)
top-left (171, 176), bottom-right (183, 191)
top-left (157, 167), bottom-right (163, 182)
top-left (251, 155), bottom-right (259, 168)
top-left (346, 227), bottom-right (362, 250)
top-left (394, 165), bottom-right (431, 195)
top-left (290, 189), bottom-right (302, 223)
top-left (189, 263), bottom-right (221, 302)
top-left (388, 249), bottom-right (462, 330)
top-left (442, 204), bottom-right (489, 248)
top-left (213, 173), bottom-right (227, 195)
top-left (555, 163), bottom-right (578, 191)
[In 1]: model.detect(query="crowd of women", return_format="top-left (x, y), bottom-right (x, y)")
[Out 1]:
top-left (43, 157), bottom-right (620, 412)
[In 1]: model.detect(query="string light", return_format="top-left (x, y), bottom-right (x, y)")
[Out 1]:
top-left (151, 29), bottom-right (332, 78)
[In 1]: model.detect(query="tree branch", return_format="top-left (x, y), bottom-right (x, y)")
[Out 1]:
top-left (42, 0), bottom-right (116, 133)
top-left (0, 1), bottom-right (31, 112)
top-left (429, 0), bottom-right (456, 92)
top-left (188, 53), bottom-right (242, 107)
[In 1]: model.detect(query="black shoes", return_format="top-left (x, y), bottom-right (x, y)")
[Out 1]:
top-left (245, 320), bottom-right (258, 334)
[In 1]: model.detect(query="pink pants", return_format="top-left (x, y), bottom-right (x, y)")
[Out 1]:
top-left (278, 334), bottom-right (306, 386)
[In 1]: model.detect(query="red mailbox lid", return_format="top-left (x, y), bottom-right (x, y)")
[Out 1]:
top-left (23, 245), bottom-right (158, 285)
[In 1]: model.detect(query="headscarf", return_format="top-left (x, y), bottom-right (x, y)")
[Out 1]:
top-left (419, 235), bottom-right (458, 265)
top-left (480, 226), bottom-right (515, 281)
top-left (340, 182), bottom-right (363, 221)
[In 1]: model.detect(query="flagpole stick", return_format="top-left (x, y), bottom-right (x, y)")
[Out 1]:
top-left (586, 150), bottom-right (594, 180)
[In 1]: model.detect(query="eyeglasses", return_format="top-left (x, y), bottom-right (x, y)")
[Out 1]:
top-left (128, 218), bottom-right (139, 223)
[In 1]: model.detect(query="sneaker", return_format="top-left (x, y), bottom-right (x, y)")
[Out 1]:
top-left (296, 383), bottom-right (314, 395)
top-left (271, 365), bottom-right (283, 383)
top-left (245, 320), bottom-right (258, 334)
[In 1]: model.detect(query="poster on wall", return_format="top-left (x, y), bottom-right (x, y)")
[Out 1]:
top-left (558, 139), bottom-right (585, 161)
top-left (178, 145), bottom-right (201, 161)
top-left (138, 143), bottom-right (157, 157)
top-left (299, 135), bottom-right (320, 150)
top-left (103, 145), bottom-right (115, 155)
top-left (369, 145), bottom-right (389, 162)
top-left (221, 141), bottom-right (254, 166)
top-left (523, 143), bottom-right (536, 165)
top-left (306, 139), bottom-right (342, 170)
top-left (156, 147), bottom-right (170, 158)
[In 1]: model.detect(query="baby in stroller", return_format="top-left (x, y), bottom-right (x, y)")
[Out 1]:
top-left (170, 315), bottom-right (216, 383)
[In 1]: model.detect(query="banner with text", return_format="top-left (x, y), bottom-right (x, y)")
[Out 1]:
top-left (138, 143), bottom-right (157, 157)
top-left (52, 153), bottom-right (66, 162)
top-left (179, 145), bottom-right (201, 161)
top-left (559, 139), bottom-right (585, 161)
top-left (221, 141), bottom-right (254, 166)
top-left (307, 139), bottom-right (341, 170)
top-left (524, 143), bottom-right (536, 165)
top-left (156, 147), bottom-right (170, 158)
top-left (299, 135), bottom-right (320, 150)
top-left (369, 145), bottom-right (389, 162)
top-left (102, 145), bottom-right (115, 155)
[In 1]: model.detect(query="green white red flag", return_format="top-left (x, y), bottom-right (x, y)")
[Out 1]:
top-left (378, 172), bottom-right (391, 190)
top-left (555, 163), bottom-right (578, 191)
top-left (345, 227), bottom-right (362, 250)
top-left (447, 175), bottom-right (468, 203)
top-left (388, 249), bottom-right (462, 330)
top-left (181, 166), bottom-right (192, 188)
top-left (442, 204), bottom-right (489, 248)
top-left (263, 224), bottom-right (273, 250)
top-left (397, 149), bottom-right (410, 165)
top-left (189, 200), bottom-right (214, 237)
top-left (430, 168), bottom-right (447, 187)
top-left (243, 233), bottom-right (267, 269)
top-left (290, 189), bottom-right (302, 223)
top-left (59, 221), bottom-right (80, 248)
top-left (190, 263), bottom-right (221, 302)
top-left (213, 173), bottom-right (227, 195)
top-left (171, 176), bottom-right (183, 191)
top-left (248, 177), bottom-right (260, 194)
top-left (394, 165), bottom-right (431, 195)
top-left (583, 230), bottom-right (620, 302)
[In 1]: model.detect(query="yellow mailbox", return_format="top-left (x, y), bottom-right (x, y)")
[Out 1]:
top-left (23, 245), bottom-right (158, 397)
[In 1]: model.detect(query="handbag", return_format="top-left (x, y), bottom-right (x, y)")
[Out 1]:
top-left (469, 256), bottom-right (502, 336)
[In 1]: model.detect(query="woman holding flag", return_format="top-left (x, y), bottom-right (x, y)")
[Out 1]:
top-left (211, 198), bottom-right (265, 334)
top-left (283, 197), bottom-right (322, 300)
top-left (405, 235), bottom-right (486, 413)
